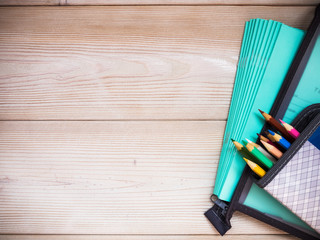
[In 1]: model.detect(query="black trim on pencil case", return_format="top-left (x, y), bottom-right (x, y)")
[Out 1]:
top-left (291, 103), bottom-right (320, 132)
top-left (237, 200), bottom-right (320, 240)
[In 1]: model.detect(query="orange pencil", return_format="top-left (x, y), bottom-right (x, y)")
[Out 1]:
top-left (260, 140), bottom-right (283, 159)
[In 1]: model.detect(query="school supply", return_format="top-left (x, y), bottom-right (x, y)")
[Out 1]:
top-left (279, 119), bottom-right (300, 139)
top-left (259, 109), bottom-right (295, 142)
top-left (231, 139), bottom-right (256, 162)
top-left (213, 19), bottom-right (306, 202)
top-left (257, 133), bottom-right (275, 146)
top-left (266, 129), bottom-right (291, 150)
top-left (260, 140), bottom-right (283, 159)
top-left (214, 6), bottom-right (320, 203)
top-left (243, 158), bottom-right (266, 178)
top-left (245, 138), bottom-right (275, 161)
top-left (206, 4), bottom-right (320, 239)
top-left (244, 141), bottom-right (274, 169)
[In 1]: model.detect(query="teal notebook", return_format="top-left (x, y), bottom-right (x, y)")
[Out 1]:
top-left (213, 19), bottom-right (320, 229)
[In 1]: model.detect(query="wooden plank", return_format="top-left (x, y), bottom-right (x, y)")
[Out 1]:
top-left (0, 0), bottom-right (319, 6)
top-left (0, 0), bottom-right (63, 5)
top-left (65, 0), bottom-right (320, 5)
top-left (0, 6), bottom-right (314, 120)
top-left (0, 235), bottom-right (297, 240)
top-left (0, 120), bottom-right (287, 235)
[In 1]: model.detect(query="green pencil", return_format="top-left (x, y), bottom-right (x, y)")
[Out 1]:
top-left (244, 141), bottom-right (274, 169)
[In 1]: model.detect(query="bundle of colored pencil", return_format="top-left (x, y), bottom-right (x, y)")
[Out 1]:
top-left (231, 109), bottom-right (300, 178)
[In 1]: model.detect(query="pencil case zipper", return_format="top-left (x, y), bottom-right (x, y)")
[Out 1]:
top-left (257, 103), bottom-right (320, 188)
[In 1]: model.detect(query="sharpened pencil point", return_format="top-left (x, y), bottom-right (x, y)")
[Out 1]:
top-left (267, 129), bottom-right (275, 135)
top-left (243, 157), bottom-right (266, 177)
top-left (231, 138), bottom-right (235, 142)
top-left (258, 109), bottom-right (264, 114)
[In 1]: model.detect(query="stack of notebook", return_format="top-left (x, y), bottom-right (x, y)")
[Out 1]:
top-left (211, 18), bottom-right (320, 233)
top-left (214, 18), bottom-right (320, 203)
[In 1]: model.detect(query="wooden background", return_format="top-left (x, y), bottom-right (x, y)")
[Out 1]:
top-left (0, 0), bottom-right (318, 239)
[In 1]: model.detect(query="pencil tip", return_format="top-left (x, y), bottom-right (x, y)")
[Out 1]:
top-left (258, 109), bottom-right (264, 114)
top-left (231, 138), bottom-right (235, 142)
top-left (267, 129), bottom-right (275, 134)
top-left (260, 139), bottom-right (267, 146)
top-left (279, 119), bottom-right (284, 124)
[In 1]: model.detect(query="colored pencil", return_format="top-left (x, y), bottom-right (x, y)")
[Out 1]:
top-left (243, 157), bottom-right (266, 177)
top-left (231, 139), bottom-right (257, 162)
top-left (279, 119), bottom-right (300, 139)
top-left (244, 141), bottom-right (274, 169)
top-left (260, 140), bottom-right (283, 159)
top-left (257, 133), bottom-right (276, 146)
top-left (264, 131), bottom-right (285, 150)
top-left (245, 138), bottom-right (276, 162)
top-left (258, 109), bottom-right (295, 143)
top-left (266, 129), bottom-right (291, 150)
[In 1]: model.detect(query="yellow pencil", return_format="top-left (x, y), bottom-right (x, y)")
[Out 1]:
top-left (243, 157), bottom-right (266, 177)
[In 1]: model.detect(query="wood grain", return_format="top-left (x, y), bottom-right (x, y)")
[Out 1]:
top-left (66, 0), bottom-right (320, 5)
top-left (0, 120), bottom-right (287, 235)
top-left (0, 0), bottom-right (319, 6)
top-left (0, 0), bottom-right (63, 5)
top-left (0, 6), bottom-right (314, 120)
top-left (0, 4), bottom-right (315, 239)
top-left (0, 235), bottom-right (297, 240)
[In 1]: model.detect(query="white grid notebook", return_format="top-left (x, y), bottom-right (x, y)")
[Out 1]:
top-left (265, 140), bottom-right (320, 233)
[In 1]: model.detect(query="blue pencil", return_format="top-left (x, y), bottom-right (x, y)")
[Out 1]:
top-left (266, 130), bottom-right (291, 150)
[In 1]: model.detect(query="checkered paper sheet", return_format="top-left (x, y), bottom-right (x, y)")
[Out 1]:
top-left (265, 140), bottom-right (320, 233)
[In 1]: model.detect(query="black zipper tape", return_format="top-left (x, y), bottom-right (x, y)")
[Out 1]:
top-left (291, 103), bottom-right (320, 132)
